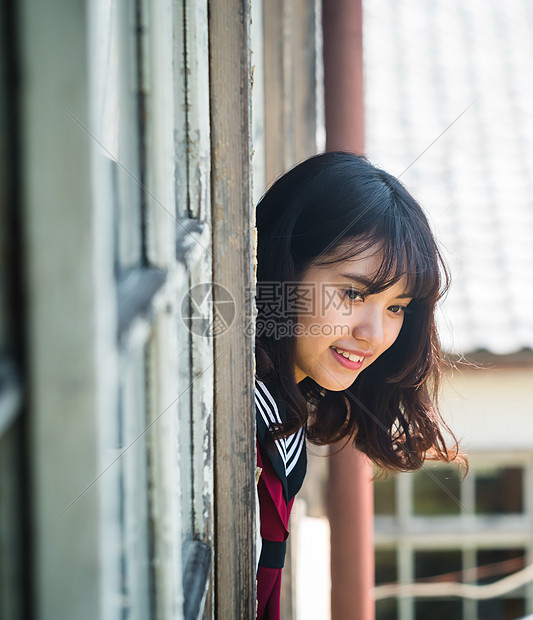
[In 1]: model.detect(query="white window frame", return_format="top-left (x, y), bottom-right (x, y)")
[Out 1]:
top-left (375, 454), bottom-right (533, 620)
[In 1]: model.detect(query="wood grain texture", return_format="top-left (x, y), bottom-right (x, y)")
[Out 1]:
top-left (263, 0), bottom-right (287, 186)
top-left (262, 3), bottom-right (320, 617)
top-left (20, 1), bottom-right (100, 617)
top-left (291, 0), bottom-right (319, 164)
top-left (208, 1), bottom-right (257, 617)
top-left (263, 0), bottom-right (319, 189)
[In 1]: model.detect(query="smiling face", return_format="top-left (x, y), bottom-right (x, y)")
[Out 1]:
top-left (293, 243), bottom-right (413, 390)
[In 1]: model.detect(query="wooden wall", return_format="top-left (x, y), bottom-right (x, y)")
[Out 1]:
top-left (0, 1), bottom-right (322, 617)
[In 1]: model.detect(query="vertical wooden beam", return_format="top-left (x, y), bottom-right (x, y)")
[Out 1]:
top-left (291, 0), bottom-right (319, 163)
top-left (183, 1), bottom-right (216, 614)
top-left (322, 1), bottom-right (374, 619)
top-left (19, 1), bottom-right (100, 618)
top-left (263, 0), bottom-right (319, 189)
top-left (250, 0), bottom-right (266, 207)
top-left (263, 4), bottom-right (321, 617)
top-left (0, 1), bottom-right (28, 616)
top-left (263, 0), bottom-right (287, 186)
top-left (208, 1), bottom-right (256, 617)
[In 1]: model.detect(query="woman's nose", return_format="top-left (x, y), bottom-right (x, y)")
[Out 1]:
top-left (351, 307), bottom-right (385, 347)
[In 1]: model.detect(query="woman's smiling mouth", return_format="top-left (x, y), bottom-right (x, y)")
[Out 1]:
top-left (330, 345), bottom-right (369, 362)
top-left (330, 346), bottom-right (366, 369)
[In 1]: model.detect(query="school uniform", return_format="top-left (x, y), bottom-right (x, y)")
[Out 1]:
top-left (255, 378), bottom-right (307, 620)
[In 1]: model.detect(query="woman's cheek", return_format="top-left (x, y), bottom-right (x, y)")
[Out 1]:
top-left (384, 319), bottom-right (404, 351)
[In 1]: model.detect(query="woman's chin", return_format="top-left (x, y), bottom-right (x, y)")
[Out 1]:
top-left (314, 373), bottom-right (357, 392)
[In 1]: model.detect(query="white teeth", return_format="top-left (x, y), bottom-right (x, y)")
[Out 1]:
top-left (332, 346), bottom-right (364, 363)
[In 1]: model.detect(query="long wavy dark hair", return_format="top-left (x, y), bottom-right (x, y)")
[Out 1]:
top-left (255, 151), bottom-right (465, 473)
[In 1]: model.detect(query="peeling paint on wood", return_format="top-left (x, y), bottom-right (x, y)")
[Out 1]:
top-left (209, 1), bottom-right (257, 616)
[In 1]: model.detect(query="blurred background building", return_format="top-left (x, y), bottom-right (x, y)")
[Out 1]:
top-left (297, 1), bottom-right (533, 619)
top-left (0, 1), bottom-right (323, 619)
top-left (366, 1), bottom-right (533, 619)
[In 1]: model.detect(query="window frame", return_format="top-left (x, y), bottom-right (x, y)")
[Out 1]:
top-left (374, 454), bottom-right (533, 620)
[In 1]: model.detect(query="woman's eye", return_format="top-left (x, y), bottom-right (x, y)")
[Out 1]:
top-left (388, 304), bottom-right (406, 314)
top-left (344, 289), bottom-right (364, 302)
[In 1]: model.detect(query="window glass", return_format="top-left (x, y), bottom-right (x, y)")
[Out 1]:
top-left (376, 598), bottom-right (398, 620)
top-left (374, 475), bottom-right (396, 515)
top-left (476, 548), bottom-right (525, 585)
top-left (375, 548), bottom-right (397, 585)
top-left (476, 549), bottom-right (526, 620)
top-left (477, 597), bottom-right (525, 620)
top-left (413, 465), bottom-right (461, 515)
top-left (415, 599), bottom-right (462, 620)
top-left (475, 467), bottom-right (523, 515)
top-left (414, 549), bottom-right (462, 581)
top-left (414, 549), bottom-right (463, 620)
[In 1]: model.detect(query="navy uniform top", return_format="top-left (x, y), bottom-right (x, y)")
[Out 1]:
top-left (255, 377), bottom-right (307, 570)
top-left (255, 378), bottom-right (307, 504)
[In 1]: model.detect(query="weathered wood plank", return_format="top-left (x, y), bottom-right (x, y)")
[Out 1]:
top-left (263, 0), bottom-right (287, 186)
top-left (292, 0), bottom-right (319, 162)
top-left (0, 421), bottom-right (25, 620)
top-left (263, 0), bottom-right (319, 190)
top-left (263, 4), bottom-right (320, 618)
top-left (20, 1), bottom-right (100, 617)
top-left (208, 1), bottom-right (256, 616)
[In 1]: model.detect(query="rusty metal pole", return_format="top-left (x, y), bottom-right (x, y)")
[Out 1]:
top-left (322, 1), bottom-right (375, 619)
top-left (322, 0), bottom-right (365, 155)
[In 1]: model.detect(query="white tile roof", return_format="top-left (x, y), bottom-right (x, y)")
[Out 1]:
top-left (363, 0), bottom-right (533, 354)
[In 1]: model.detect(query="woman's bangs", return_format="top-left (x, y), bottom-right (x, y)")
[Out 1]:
top-left (401, 232), bottom-right (443, 302)
top-left (313, 217), bottom-right (443, 302)
top-left (363, 228), bottom-right (443, 302)
top-left (366, 236), bottom-right (408, 294)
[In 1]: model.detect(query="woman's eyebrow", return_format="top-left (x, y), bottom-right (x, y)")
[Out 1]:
top-left (338, 272), bottom-right (374, 287)
top-left (339, 272), bottom-right (413, 298)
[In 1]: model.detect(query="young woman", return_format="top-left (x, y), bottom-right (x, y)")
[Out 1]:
top-left (254, 152), bottom-right (464, 619)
